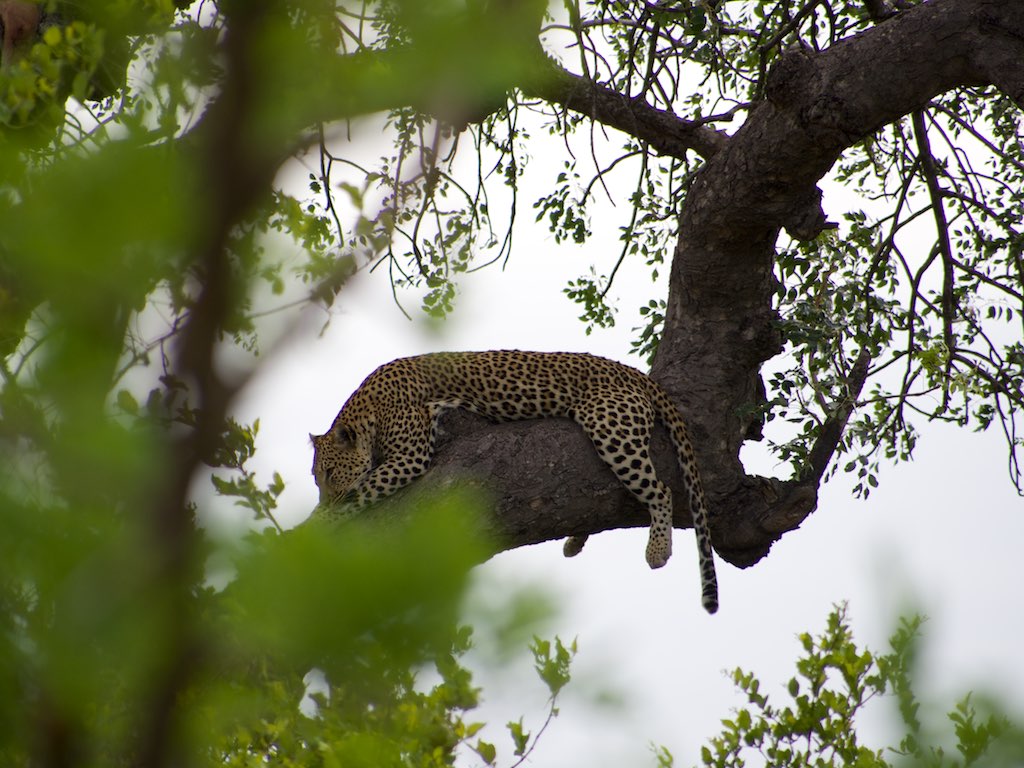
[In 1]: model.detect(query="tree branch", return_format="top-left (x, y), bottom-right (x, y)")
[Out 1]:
top-left (520, 61), bottom-right (731, 160)
top-left (136, 6), bottom-right (302, 765)
top-left (912, 109), bottom-right (957, 403)
top-left (645, 0), bottom-right (1024, 564)
top-left (170, 0), bottom-right (1020, 572)
top-left (368, 0), bottom-right (1024, 570)
top-left (806, 348), bottom-right (873, 484)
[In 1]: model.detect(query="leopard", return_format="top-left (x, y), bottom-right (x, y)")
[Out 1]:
top-left (310, 350), bottom-right (719, 613)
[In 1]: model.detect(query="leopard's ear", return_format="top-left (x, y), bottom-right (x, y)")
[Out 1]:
top-left (333, 424), bottom-right (357, 447)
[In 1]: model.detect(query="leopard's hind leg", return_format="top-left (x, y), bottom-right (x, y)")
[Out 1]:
top-left (570, 391), bottom-right (674, 569)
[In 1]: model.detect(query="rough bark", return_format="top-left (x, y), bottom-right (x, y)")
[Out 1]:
top-left (402, 0), bottom-right (1024, 568)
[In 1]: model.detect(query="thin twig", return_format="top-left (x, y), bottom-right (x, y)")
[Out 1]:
top-left (805, 347), bottom-right (872, 483)
top-left (912, 109), bottom-right (956, 407)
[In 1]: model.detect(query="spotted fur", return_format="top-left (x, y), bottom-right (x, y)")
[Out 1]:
top-left (310, 351), bottom-right (718, 613)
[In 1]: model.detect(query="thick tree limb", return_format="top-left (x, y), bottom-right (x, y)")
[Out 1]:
top-left (295, 42), bottom-right (731, 161)
top-left (404, 0), bottom-right (1024, 569)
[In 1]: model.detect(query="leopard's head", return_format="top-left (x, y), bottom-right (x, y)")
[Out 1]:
top-left (310, 424), bottom-right (371, 505)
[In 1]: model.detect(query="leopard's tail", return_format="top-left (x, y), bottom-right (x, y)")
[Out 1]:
top-left (647, 380), bottom-right (719, 614)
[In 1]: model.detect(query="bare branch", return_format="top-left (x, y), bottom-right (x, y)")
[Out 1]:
top-left (521, 61), bottom-right (730, 160)
top-left (806, 348), bottom-right (873, 483)
top-left (912, 110), bottom-right (957, 403)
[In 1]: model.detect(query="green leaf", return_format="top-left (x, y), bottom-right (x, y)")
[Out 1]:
top-left (474, 739), bottom-right (497, 765)
top-left (116, 389), bottom-right (139, 415)
top-left (531, 635), bottom-right (576, 697)
top-left (507, 717), bottom-right (529, 756)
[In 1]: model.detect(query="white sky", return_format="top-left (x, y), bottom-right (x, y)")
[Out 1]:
top-left (230, 209), bottom-right (1024, 765)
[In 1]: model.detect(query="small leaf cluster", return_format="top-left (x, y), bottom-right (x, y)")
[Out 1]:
top-left (0, 21), bottom-right (103, 136)
top-left (534, 163), bottom-right (591, 245)
top-left (207, 418), bottom-right (287, 529)
top-left (565, 273), bottom-right (616, 333)
top-left (633, 298), bottom-right (667, 364)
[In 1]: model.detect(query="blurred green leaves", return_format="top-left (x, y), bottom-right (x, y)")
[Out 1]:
top-left (531, 635), bottom-right (575, 699)
top-left (225, 495), bottom-right (487, 673)
top-left (0, 1), bottom-right (569, 765)
top-left (193, 495), bottom-right (490, 767)
top-left (0, 20), bottom-right (103, 138)
top-left (0, 474), bottom-right (519, 765)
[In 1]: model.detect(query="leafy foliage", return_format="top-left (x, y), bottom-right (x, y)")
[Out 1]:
top-left (769, 93), bottom-right (1024, 491)
top-left (4, 0), bottom-right (1015, 490)
top-left (0, 2), bottom-right (572, 765)
top-left (685, 605), bottom-right (1024, 768)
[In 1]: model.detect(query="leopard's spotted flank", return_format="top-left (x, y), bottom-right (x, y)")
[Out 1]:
top-left (310, 351), bottom-right (718, 613)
